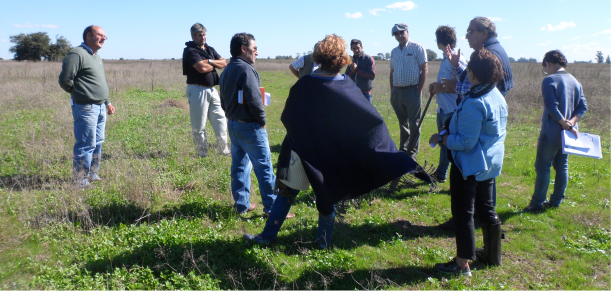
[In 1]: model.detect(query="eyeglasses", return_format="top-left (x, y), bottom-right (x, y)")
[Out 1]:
top-left (541, 62), bottom-right (548, 75)
top-left (94, 32), bottom-right (107, 40)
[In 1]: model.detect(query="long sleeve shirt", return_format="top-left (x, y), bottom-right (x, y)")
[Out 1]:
top-left (345, 52), bottom-right (375, 92)
top-left (219, 57), bottom-right (266, 126)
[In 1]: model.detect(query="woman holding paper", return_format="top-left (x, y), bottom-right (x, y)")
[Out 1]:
top-left (523, 50), bottom-right (588, 212)
top-left (429, 48), bottom-right (508, 275)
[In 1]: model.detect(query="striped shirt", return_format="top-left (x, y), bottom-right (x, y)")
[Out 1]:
top-left (390, 40), bottom-right (427, 87)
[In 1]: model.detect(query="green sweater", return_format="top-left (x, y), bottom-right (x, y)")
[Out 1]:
top-left (58, 46), bottom-right (110, 105)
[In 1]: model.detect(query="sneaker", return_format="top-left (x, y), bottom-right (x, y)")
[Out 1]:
top-left (243, 233), bottom-right (270, 244)
top-left (263, 212), bottom-right (296, 219)
top-left (89, 173), bottom-right (102, 182)
top-left (542, 201), bottom-right (559, 209)
top-left (435, 258), bottom-right (471, 276)
top-left (522, 205), bottom-right (544, 213)
top-left (435, 174), bottom-right (447, 183)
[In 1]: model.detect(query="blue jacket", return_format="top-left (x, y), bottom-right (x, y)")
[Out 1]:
top-left (447, 85), bottom-right (508, 181)
top-left (484, 37), bottom-right (513, 95)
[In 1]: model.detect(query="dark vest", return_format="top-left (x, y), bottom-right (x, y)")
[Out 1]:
top-left (298, 55), bottom-right (315, 78)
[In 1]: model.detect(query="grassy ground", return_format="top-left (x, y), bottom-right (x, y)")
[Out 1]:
top-left (0, 60), bottom-right (609, 289)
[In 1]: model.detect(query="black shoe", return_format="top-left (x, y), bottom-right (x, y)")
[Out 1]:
top-left (435, 258), bottom-right (472, 276)
top-left (243, 233), bottom-right (270, 244)
top-left (542, 201), bottom-right (559, 209)
top-left (434, 174), bottom-right (447, 183)
top-left (522, 205), bottom-right (544, 213)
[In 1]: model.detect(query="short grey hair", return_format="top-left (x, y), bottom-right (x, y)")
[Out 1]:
top-left (471, 17), bottom-right (497, 39)
top-left (190, 23), bottom-right (207, 35)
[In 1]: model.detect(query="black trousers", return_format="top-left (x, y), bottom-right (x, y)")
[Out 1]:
top-left (450, 163), bottom-right (500, 260)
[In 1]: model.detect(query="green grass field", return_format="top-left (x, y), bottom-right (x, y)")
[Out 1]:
top-left (0, 60), bottom-right (609, 289)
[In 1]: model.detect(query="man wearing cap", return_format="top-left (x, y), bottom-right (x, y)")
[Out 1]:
top-left (183, 23), bottom-right (230, 158)
top-left (389, 23), bottom-right (428, 160)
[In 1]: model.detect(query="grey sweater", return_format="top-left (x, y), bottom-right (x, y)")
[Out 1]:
top-left (219, 57), bottom-right (266, 126)
top-left (541, 71), bottom-right (587, 147)
top-left (58, 46), bottom-right (110, 105)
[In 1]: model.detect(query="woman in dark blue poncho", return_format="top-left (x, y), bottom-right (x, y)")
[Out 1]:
top-left (244, 34), bottom-right (429, 249)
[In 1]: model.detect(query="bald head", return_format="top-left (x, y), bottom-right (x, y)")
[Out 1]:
top-left (83, 25), bottom-right (107, 53)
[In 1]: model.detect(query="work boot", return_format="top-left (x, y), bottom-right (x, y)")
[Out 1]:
top-left (478, 223), bottom-right (503, 266)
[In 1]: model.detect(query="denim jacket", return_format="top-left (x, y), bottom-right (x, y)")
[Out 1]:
top-left (446, 86), bottom-right (508, 181)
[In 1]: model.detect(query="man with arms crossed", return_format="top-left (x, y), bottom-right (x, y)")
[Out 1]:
top-left (59, 25), bottom-right (116, 188)
top-left (345, 39), bottom-right (376, 103)
top-left (183, 23), bottom-right (230, 158)
top-left (389, 23), bottom-right (428, 160)
top-left (220, 33), bottom-right (294, 218)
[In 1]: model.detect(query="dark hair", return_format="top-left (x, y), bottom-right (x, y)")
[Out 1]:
top-left (350, 39), bottom-right (362, 47)
top-left (83, 25), bottom-right (95, 42)
top-left (543, 50), bottom-right (567, 68)
top-left (230, 33), bottom-right (255, 58)
top-left (467, 48), bottom-right (504, 84)
top-left (435, 25), bottom-right (457, 48)
top-left (471, 17), bottom-right (497, 39)
top-left (312, 34), bottom-right (351, 74)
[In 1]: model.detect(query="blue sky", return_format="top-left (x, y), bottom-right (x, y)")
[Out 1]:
top-left (1, 0), bottom-right (609, 62)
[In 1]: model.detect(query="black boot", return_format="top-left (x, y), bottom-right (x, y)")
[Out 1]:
top-left (478, 223), bottom-right (502, 266)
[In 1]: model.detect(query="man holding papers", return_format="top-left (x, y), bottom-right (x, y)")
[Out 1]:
top-left (523, 50), bottom-right (587, 212)
top-left (220, 33), bottom-right (294, 219)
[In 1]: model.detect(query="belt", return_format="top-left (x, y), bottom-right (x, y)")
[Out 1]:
top-left (393, 84), bottom-right (418, 90)
top-left (232, 119), bottom-right (250, 123)
top-left (187, 84), bottom-right (214, 89)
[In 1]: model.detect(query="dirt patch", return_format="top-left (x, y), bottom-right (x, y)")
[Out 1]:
top-left (159, 99), bottom-right (188, 110)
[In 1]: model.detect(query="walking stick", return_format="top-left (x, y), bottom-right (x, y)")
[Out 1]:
top-left (417, 91), bottom-right (435, 131)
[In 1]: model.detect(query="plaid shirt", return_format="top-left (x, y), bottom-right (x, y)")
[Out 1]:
top-left (454, 62), bottom-right (471, 101)
top-left (390, 40), bottom-right (427, 87)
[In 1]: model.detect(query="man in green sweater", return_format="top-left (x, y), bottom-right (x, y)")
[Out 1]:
top-left (59, 25), bottom-right (116, 188)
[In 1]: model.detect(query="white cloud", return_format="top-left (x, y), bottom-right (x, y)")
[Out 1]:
top-left (539, 43), bottom-right (548, 46)
top-left (593, 29), bottom-right (611, 35)
top-left (0, 39), bottom-right (7, 43)
top-left (540, 21), bottom-right (576, 31)
top-left (386, 1), bottom-right (417, 11)
top-left (13, 22), bottom-right (58, 29)
top-left (344, 12), bottom-right (363, 19)
top-left (572, 36), bottom-right (580, 40)
top-left (502, 36), bottom-right (512, 39)
top-left (562, 42), bottom-right (607, 61)
top-left (369, 8), bottom-right (386, 16)
top-left (489, 17), bottom-right (503, 22)
top-left (373, 43), bottom-right (380, 46)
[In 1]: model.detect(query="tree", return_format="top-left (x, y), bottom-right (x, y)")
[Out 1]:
top-left (10, 32), bottom-right (50, 61)
top-left (517, 57), bottom-right (528, 63)
top-left (508, 57), bottom-right (516, 63)
top-left (377, 53), bottom-right (385, 60)
top-left (595, 51), bottom-right (604, 63)
top-left (296, 53), bottom-right (300, 59)
top-left (426, 49), bottom-right (437, 62)
top-left (528, 58), bottom-right (537, 63)
top-left (46, 35), bottom-right (72, 62)
top-left (385, 52), bottom-right (390, 60)
top-left (606, 55), bottom-right (610, 64)
top-left (9, 32), bottom-right (72, 61)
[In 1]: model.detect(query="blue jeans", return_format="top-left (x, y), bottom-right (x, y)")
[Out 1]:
top-left (529, 134), bottom-right (569, 208)
top-left (260, 185), bottom-right (336, 248)
top-left (227, 120), bottom-right (276, 214)
top-left (435, 110), bottom-right (454, 180)
top-left (363, 92), bottom-right (372, 103)
top-left (72, 103), bottom-right (106, 183)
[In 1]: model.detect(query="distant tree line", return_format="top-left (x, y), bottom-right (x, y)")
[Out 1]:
top-left (9, 32), bottom-right (72, 62)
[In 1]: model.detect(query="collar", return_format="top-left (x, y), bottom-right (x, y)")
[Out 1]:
top-left (466, 83), bottom-right (496, 99)
top-left (483, 37), bottom-right (499, 47)
top-left (232, 56), bottom-right (254, 66)
top-left (397, 39), bottom-right (410, 49)
top-left (80, 42), bottom-right (94, 55)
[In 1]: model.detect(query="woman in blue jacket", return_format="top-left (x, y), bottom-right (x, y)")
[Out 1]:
top-left (430, 48), bottom-right (508, 276)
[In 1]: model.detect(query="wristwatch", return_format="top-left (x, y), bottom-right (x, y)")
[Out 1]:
top-left (438, 134), bottom-right (444, 145)
top-left (208, 59), bottom-right (213, 64)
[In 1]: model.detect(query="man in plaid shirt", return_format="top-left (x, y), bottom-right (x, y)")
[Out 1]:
top-left (389, 23), bottom-right (428, 160)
